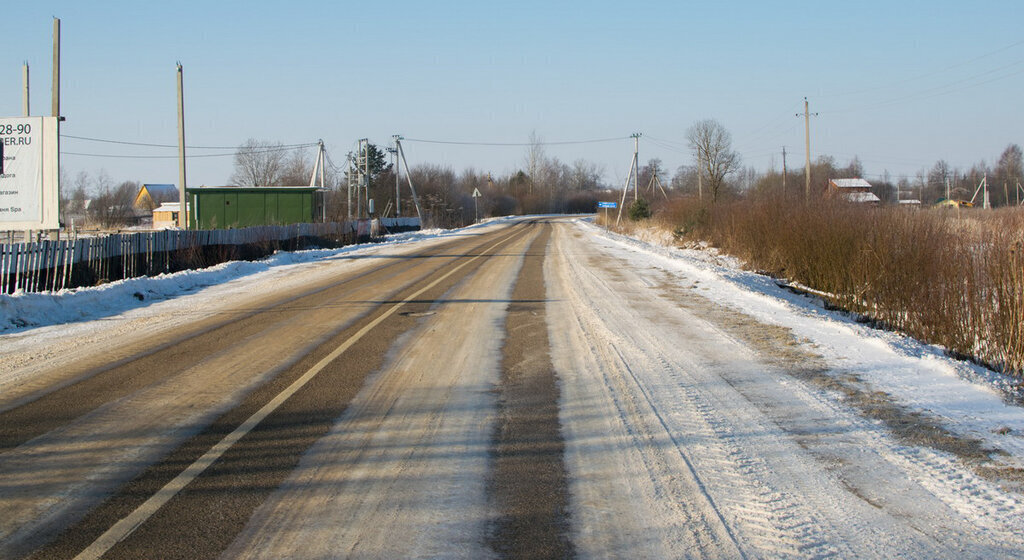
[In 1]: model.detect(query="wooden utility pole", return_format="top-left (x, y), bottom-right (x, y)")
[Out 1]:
top-left (176, 63), bottom-right (187, 228)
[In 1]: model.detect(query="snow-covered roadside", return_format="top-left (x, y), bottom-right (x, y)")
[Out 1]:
top-left (0, 220), bottom-right (521, 336)
top-left (0, 219), bottom-right (515, 403)
top-left (579, 218), bottom-right (1024, 473)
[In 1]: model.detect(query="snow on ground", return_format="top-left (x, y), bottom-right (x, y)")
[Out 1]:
top-left (4, 215), bottom-right (1024, 556)
top-left (0, 220), bottom-right (526, 336)
top-left (3, 215), bottom-right (1022, 469)
top-left (0, 220), bottom-right (515, 402)
top-left (577, 218), bottom-right (1024, 474)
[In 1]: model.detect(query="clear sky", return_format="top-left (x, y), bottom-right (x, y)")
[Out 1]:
top-left (4, 1), bottom-right (1022, 189)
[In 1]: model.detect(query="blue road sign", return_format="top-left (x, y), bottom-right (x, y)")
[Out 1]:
top-left (597, 201), bottom-right (617, 209)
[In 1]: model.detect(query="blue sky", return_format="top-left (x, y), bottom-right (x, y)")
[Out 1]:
top-left (3, 1), bottom-right (1022, 188)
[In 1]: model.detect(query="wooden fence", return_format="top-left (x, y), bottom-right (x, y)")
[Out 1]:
top-left (1, 218), bottom-right (416, 294)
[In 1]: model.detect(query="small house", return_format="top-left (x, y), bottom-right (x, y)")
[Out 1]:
top-left (134, 184), bottom-right (179, 211)
top-left (152, 203), bottom-right (181, 229)
top-left (829, 178), bottom-right (880, 204)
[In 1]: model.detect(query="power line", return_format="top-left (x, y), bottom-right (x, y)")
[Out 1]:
top-left (60, 134), bottom-right (317, 151)
top-left (61, 143), bottom-right (317, 160)
top-left (402, 136), bottom-right (630, 147)
top-left (820, 38), bottom-right (1024, 99)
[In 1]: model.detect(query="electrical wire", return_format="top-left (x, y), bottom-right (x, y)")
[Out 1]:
top-left (401, 136), bottom-right (630, 147)
top-left (820, 38), bottom-right (1024, 99)
top-left (827, 58), bottom-right (1024, 114)
top-left (61, 143), bottom-right (318, 160)
top-left (60, 134), bottom-right (317, 151)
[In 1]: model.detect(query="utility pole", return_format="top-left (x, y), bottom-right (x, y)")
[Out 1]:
top-left (363, 139), bottom-right (370, 215)
top-left (394, 137), bottom-right (423, 224)
top-left (391, 135), bottom-right (401, 216)
top-left (176, 63), bottom-right (187, 228)
top-left (23, 62), bottom-right (30, 116)
top-left (631, 132), bottom-right (641, 201)
top-left (52, 19), bottom-right (60, 120)
top-left (346, 152), bottom-right (354, 221)
top-left (798, 97), bottom-right (818, 202)
top-left (781, 146), bottom-right (787, 197)
top-left (51, 18), bottom-right (62, 240)
top-left (615, 133), bottom-right (642, 224)
top-left (355, 138), bottom-right (369, 219)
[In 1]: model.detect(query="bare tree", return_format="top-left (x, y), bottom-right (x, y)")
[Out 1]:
top-left (687, 119), bottom-right (740, 202)
top-left (230, 139), bottom-right (288, 186)
top-left (570, 159), bottom-right (604, 191)
top-left (90, 180), bottom-right (139, 228)
top-left (995, 144), bottom-right (1023, 206)
top-left (524, 131), bottom-right (545, 196)
top-left (278, 149), bottom-right (313, 186)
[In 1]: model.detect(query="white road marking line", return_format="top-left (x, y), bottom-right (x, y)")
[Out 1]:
top-left (73, 230), bottom-right (521, 560)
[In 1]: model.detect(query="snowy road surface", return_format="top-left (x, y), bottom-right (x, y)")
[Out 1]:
top-left (1, 217), bottom-right (1023, 559)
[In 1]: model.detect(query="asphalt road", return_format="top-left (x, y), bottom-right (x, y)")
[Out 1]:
top-left (1, 219), bottom-right (570, 559)
top-left (4, 216), bottom-right (1024, 559)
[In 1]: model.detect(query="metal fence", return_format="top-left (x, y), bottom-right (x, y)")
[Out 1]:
top-left (1, 219), bottom-right (415, 294)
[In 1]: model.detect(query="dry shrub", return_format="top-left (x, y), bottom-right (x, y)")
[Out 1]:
top-left (655, 196), bottom-right (1024, 377)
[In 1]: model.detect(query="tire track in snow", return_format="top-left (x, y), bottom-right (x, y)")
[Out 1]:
top-left (548, 224), bottom-right (842, 558)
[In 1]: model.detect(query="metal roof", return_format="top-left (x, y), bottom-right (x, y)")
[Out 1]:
top-left (844, 192), bottom-right (881, 203)
top-left (141, 184), bottom-right (179, 199)
top-left (830, 178), bottom-right (873, 189)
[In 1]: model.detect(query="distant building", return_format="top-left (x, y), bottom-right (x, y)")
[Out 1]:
top-left (186, 186), bottom-right (324, 229)
top-left (152, 203), bottom-right (182, 229)
top-left (829, 178), bottom-right (881, 204)
top-left (134, 184), bottom-right (179, 211)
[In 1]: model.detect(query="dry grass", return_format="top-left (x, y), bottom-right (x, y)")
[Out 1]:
top-left (618, 197), bottom-right (1024, 377)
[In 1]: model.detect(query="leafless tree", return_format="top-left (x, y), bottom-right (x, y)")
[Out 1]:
top-left (995, 144), bottom-right (1023, 206)
top-left (278, 149), bottom-right (313, 186)
top-left (687, 119), bottom-right (740, 202)
top-left (570, 159), bottom-right (604, 191)
top-left (524, 131), bottom-right (545, 196)
top-left (230, 139), bottom-right (288, 186)
top-left (90, 180), bottom-right (139, 228)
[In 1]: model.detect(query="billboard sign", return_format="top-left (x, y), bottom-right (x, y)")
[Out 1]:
top-left (0, 117), bottom-right (60, 230)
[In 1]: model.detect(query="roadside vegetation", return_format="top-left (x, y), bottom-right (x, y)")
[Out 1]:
top-left (603, 195), bottom-right (1024, 378)
top-left (54, 121), bottom-right (1024, 378)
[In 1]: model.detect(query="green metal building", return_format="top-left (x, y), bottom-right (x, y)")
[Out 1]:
top-left (186, 186), bottom-right (325, 229)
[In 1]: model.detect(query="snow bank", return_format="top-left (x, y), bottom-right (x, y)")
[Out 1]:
top-left (580, 219), bottom-right (1024, 467)
top-left (0, 226), bottom-right (472, 335)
